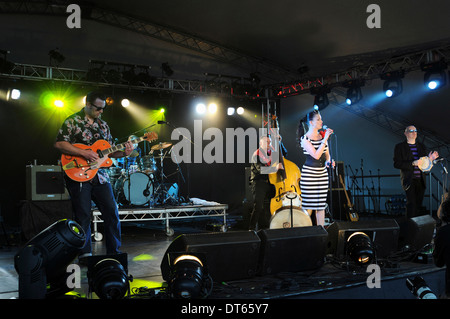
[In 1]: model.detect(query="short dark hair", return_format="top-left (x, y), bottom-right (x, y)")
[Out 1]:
top-left (86, 91), bottom-right (106, 105)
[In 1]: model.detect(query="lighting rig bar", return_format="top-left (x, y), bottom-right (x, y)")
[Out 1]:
top-left (329, 87), bottom-right (450, 160)
top-left (271, 40), bottom-right (450, 97)
top-left (0, 0), bottom-right (299, 84)
top-left (0, 61), bottom-right (266, 99)
top-left (0, 62), bottom-right (207, 95)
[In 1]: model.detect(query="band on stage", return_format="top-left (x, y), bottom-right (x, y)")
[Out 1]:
top-left (54, 92), bottom-right (445, 259)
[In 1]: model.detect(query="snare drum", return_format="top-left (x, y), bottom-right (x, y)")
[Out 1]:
top-left (116, 172), bottom-right (153, 206)
top-left (140, 155), bottom-right (157, 173)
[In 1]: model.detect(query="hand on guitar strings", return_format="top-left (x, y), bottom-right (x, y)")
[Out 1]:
top-left (82, 149), bottom-right (100, 164)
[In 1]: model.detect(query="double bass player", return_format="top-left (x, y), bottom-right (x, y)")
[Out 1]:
top-left (249, 134), bottom-right (287, 231)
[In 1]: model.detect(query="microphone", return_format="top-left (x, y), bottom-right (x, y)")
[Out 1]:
top-left (157, 120), bottom-right (168, 124)
top-left (319, 125), bottom-right (334, 138)
top-left (433, 158), bottom-right (444, 164)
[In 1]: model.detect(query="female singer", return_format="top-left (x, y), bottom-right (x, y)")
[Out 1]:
top-left (297, 110), bottom-right (334, 226)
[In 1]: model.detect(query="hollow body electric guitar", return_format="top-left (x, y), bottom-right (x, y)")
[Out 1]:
top-left (61, 132), bottom-right (158, 182)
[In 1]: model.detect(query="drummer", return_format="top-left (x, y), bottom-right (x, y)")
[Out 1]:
top-left (125, 135), bottom-right (141, 171)
top-left (393, 125), bottom-right (439, 218)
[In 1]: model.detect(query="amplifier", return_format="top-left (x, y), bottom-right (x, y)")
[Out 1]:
top-left (26, 165), bottom-right (69, 201)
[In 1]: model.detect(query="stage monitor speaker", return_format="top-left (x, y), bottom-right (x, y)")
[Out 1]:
top-left (160, 231), bottom-right (261, 282)
top-left (404, 215), bottom-right (436, 251)
top-left (258, 226), bottom-right (328, 275)
top-left (326, 219), bottom-right (400, 261)
top-left (26, 165), bottom-right (69, 201)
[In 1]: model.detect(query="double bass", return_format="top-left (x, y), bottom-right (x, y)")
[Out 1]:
top-left (267, 115), bottom-right (312, 229)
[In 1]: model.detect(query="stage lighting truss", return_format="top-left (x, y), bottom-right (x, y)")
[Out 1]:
top-left (345, 231), bottom-right (375, 266)
top-left (380, 70), bottom-right (404, 98)
top-left (166, 252), bottom-right (213, 299)
top-left (421, 60), bottom-right (448, 90)
top-left (343, 79), bottom-right (365, 106)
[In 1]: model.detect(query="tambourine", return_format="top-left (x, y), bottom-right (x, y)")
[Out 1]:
top-left (418, 156), bottom-right (433, 172)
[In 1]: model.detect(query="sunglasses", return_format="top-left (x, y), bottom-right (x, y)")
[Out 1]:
top-left (406, 129), bottom-right (417, 133)
top-left (91, 104), bottom-right (106, 111)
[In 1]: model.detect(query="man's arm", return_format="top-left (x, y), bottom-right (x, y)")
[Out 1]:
top-left (54, 140), bottom-right (99, 162)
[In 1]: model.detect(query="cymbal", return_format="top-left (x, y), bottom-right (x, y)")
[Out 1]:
top-left (151, 142), bottom-right (172, 151)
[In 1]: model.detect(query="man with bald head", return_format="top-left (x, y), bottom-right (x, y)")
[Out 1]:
top-left (393, 125), bottom-right (439, 218)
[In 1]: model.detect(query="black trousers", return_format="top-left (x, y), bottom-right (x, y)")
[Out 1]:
top-left (249, 179), bottom-right (273, 230)
top-left (405, 178), bottom-right (426, 218)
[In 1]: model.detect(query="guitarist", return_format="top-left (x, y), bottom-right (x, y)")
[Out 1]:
top-left (54, 91), bottom-right (134, 261)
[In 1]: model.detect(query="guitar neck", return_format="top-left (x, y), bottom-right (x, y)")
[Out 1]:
top-left (101, 136), bottom-right (146, 157)
top-left (339, 176), bottom-right (353, 207)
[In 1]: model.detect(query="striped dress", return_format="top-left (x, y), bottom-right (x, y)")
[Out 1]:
top-left (300, 136), bottom-right (329, 210)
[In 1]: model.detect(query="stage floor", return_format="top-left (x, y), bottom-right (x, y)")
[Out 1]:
top-left (0, 214), bottom-right (446, 300)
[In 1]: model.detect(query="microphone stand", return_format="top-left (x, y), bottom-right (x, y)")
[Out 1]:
top-left (158, 121), bottom-right (193, 203)
top-left (368, 170), bottom-right (377, 213)
top-left (360, 159), bottom-right (365, 214)
top-left (348, 164), bottom-right (362, 212)
top-left (327, 135), bottom-right (335, 222)
top-left (377, 168), bottom-right (381, 214)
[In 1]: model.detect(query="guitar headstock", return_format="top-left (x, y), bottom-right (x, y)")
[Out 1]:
top-left (144, 131), bottom-right (158, 142)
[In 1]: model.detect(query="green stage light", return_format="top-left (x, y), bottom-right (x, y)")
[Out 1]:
top-left (54, 99), bottom-right (64, 108)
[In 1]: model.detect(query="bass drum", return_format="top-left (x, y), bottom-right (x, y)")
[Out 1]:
top-left (116, 172), bottom-right (153, 206)
top-left (269, 207), bottom-right (312, 229)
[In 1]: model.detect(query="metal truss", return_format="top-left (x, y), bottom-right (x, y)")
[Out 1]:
top-left (92, 204), bottom-right (228, 237)
top-left (1, 1), bottom-right (449, 155)
top-left (272, 39), bottom-right (450, 97)
top-left (0, 62), bottom-right (256, 97)
top-left (0, 0), bottom-right (298, 83)
top-left (329, 88), bottom-right (450, 160)
top-left (272, 41), bottom-right (450, 160)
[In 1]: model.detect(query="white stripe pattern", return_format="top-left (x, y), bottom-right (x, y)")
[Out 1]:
top-left (300, 136), bottom-right (329, 210)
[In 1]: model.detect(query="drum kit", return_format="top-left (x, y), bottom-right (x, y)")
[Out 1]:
top-left (108, 141), bottom-right (180, 207)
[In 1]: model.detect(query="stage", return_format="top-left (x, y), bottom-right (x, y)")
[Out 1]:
top-left (0, 206), bottom-right (446, 301)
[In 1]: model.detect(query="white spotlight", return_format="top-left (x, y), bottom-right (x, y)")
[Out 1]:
top-left (227, 107), bottom-right (235, 116)
top-left (121, 99), bottom-right (130, 107)
top-left (196, 103), bottom-right (206, 114)
top-left (10, 89), bottom-right (21, 100)
top-left (208, 103), bottom-right (217, 114)
top-left (237, 107), bottom-right (244, 115)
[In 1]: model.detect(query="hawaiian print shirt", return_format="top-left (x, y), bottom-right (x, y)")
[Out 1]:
top-left (56, 108), bottom-right (114, 184)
